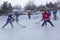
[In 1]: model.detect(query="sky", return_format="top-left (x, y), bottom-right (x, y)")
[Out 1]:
top-left (0, 0), bottom-right (58, 7)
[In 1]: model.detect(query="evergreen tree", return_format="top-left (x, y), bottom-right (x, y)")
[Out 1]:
top-left (1, 2), bottom-right (8, 14)
top-left (8, 3), bottom-right (12, 13)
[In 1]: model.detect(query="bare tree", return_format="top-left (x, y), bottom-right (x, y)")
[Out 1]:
top-left (24, 1), bottom-right (37, 12)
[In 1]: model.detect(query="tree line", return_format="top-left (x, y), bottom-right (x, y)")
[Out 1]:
top-left (0, 1), bottom-right (59, 15)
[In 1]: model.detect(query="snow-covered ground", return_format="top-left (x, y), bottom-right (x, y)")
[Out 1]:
top-left (0, 10), bottom-right (60, 40)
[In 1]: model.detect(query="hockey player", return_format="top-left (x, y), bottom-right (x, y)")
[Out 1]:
top-left (2, 14), bottom-right (15, 28)
top-left (14, 12), bottom-right (20, 22)
top-left (27, 10), bottom-right (31, 19)
top-left (52, 10), bottom-right (57, 20)
top-left (41, 11), bottom-right (54, 27)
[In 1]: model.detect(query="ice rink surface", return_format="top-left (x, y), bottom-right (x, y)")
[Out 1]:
top-left (0, 10), bottom-right (60, 40)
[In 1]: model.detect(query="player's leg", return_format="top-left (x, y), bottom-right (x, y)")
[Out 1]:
top-left (10, 22), bottom-right (14, 28)
top-left (41, 20), bottom-right (47, 26)
top-left (47, 20), bottom-right (54, 26)
top-left (2, 22), bottom-right (8, 28)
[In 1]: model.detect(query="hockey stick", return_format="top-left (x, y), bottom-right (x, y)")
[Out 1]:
top-left (33, 16), bottom-right (39, 19)
top-left (35, 18), bottom-right (43, 24)
top-left (35, 21), bottom-right (42, 24)
top-left (16, 22), bottom-right (26, 28)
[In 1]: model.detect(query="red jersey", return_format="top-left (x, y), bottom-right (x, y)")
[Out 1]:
top-left (42, 12), bottom-right (51, 20)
